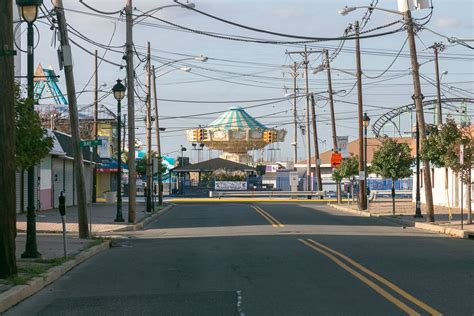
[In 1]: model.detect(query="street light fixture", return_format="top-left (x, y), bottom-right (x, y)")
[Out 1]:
top-left (17, 0), bottom-right (43, 23)
top-left (112, 79), bottom-right (126, 222)
top-left (17, 0), bottom-right (43, 259)
top-left (363, 113), bottom-right (371, 203)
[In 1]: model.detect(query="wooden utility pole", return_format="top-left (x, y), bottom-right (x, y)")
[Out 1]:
top-left (310, 94), bottom-right (323, 192)
top-left (0, 0), bottom-right (18, 277)
top-left (430, 42), bottom-right (445, 125)
top-left (125, 0), bottom-right (136, 222)
top-left (355, 21), bottom-right (367, 210)
top-left (289, 62), bottom-right (299, 165)
top-left (53, 0), bottom-right (89, 239)
top-left (92, 49), bottom-right (98, 203)
top-left (286, 46), bottom-right (316, 193)
top-left (152, 65), bottom-right (164, 206)
top-left (323, 49), bottom-right (338, 152)
top-left (405, 10), bottom-right (434, 222)
top-left (145, 42), bottom-right (152, 213)
top-left (122, 114), bottom-right (127, 153)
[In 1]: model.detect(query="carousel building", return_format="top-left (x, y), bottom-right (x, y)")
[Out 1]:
top-left (185, 106), bottom-right (286, 163)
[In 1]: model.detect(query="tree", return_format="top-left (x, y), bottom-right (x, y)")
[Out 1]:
top-left (422, 119), bottom-right (460, 220)
top-left (332, 156), bottom-right (359, 204)
top-left (15, 95), bottom-right (53, 171)
top-left (440, 120), bottom-right (473, 224)
top-left (371, 138), bottom-right (413, 216)
top-left (0, 0), bottom-right (17, 278)
top-left (422, 118), bottom-right (473, 223)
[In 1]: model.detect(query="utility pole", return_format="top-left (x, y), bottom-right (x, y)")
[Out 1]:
top-left (355, 21), bottom-right (367, 210)
top-left (405, 10), bottom-right (434, 222)
top-left (286, 46), bottom-right (315, 193)
top-left (0, 0), bottom-right (18, 277)
top-left (289, 62), bottom-right (299, 165)
top-left (92, 49), bottom-right (98, 203)
top-left (53, 0), bottom-right (89, 239)
top-left (152, 65), bottom-right (164, 206)
top-left (125, 0), bottom-right (136, 223)
top-left (145, 42), bottom-right (152, 213)
top-left (310, 94), bottom-right (323, 192)
top-left (429, 42), bottom-right (445, 125)
top-left (122, 114), bottom-right (126, 153)
top-left (323, 49), bottom-right (338, 153)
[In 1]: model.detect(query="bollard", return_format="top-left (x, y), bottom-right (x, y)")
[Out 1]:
top-left (58, 192), bottom-right (68, 258)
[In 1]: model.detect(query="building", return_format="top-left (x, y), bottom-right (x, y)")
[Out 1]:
top-left (15, 130), bottom-right (100, 213)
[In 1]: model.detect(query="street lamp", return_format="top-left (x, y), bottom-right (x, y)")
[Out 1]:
top-left (112, 79), bottom-right (126, 222)
top-left (17, 0), bottom-right (43, 259)
top-left (339, 2), bottom-right (435, 220)
top-left (363, 112), bottom-right (371, 203)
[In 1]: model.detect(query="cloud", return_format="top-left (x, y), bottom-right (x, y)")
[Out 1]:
top-left (436, 17), bottom-right (462, 28)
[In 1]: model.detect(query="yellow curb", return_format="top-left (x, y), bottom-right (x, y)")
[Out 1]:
top-left (170, 198), bottom-right (340, 203)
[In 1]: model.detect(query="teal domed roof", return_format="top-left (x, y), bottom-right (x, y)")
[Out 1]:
top-left (208, 106), bottom-right (266, 130)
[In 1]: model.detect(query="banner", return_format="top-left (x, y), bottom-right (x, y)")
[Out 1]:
top-left (336, 136), bottom-right (349, 158)
top-left (215, 181), bottom-right (247, 191)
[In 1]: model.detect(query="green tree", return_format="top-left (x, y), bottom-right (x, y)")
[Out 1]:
top-left (441, 122), bottom-right (473, 224)
top-left (371, 138), bottom-right (413, 216)
top-left (15, 91), bottom-right (53, 171)
top-left (332, 156), bottom-right (359, 204)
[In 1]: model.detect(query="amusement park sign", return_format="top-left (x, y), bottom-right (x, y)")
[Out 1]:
top-left (215, 181), bottom-right (247, 191)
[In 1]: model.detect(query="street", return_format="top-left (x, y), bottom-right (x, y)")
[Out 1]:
top-left (6, 202), bottom-right (474, 315)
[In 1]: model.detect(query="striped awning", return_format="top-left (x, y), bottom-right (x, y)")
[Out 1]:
top-left (208, 106), bottom-right (266, 130)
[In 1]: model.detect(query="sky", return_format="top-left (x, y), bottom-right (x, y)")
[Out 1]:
top-left (19, 0), bottom-right (474, 162)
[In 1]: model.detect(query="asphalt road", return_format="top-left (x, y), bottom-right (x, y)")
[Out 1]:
top-left (6, 203), bottom-right (474, 315)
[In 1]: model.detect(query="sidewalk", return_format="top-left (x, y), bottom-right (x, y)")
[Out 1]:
top-left (16, 202), bottom-right (165, 233)
top-left (329, 199), bottom-right (474, 239)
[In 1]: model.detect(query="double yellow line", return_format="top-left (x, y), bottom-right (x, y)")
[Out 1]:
top-left (299, 239), bottom-right (442, 316)
top-left (252, 205), bottom-right (284, 228)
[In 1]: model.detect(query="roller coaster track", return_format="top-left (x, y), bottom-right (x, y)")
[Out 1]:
top-left (372, 98), bottom-right (474, 138)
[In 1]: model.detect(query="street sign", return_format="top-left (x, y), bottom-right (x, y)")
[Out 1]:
top-left (331, 152), bottom-right (342, 167)
top-left (80, 139), bottom-right (103, 147)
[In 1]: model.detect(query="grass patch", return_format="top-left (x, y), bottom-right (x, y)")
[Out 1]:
top-left (18, 264), bottom-right (48, 276)
top-left (3, 274), bottom-right (29, 285)
top-left (34, 257), bottom-right (69, 266)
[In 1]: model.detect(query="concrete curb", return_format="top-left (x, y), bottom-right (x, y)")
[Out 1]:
top-left (414, 222), bottom-right (474, 239)
top-left (327, 204), bottom-right (474, 239)
top-left (120, 203), bottom-right (174, 232)
top-left (327, 204), bottom-right (371, 217)
top-left (0, 240), bottom-right (110, 313)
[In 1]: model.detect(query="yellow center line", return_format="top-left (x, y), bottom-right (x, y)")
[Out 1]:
top-left (298, 239), bottom-right (421, 316)
top-left (251, 206), bottom-right (279, 227)
top-left (255, 206), bottom-right (285, 227)
top-left (306, 239), bottom-right (442, 316)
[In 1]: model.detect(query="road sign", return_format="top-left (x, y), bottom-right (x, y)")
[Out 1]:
top-left (80, 139), bottom-right (103, 147)
top-left (331, 152), bottom-right (342, 167)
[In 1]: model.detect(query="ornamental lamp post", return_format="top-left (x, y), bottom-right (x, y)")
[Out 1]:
top-left (363, 112), bottom-right (370, 203)
top-left (112, 79), bottom-right (126, 222)
top-left (17, 0), bottom-right (43, 259)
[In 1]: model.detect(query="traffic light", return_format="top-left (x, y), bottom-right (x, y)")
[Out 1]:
top-left (201, 129), bottom-right (208, 141)
top-left (263, 130), bottom-right (270, 143)
top-left (192, 129), bottom-right (199, 141)
top-left (197, 128), bottom-right (208, 141)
